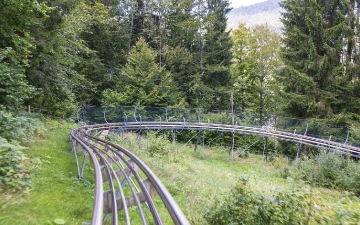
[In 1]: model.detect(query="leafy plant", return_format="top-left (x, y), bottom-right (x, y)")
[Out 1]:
top-left (287, 151), bottom-right (360, 195)
top-left (0, 111), bottom-right (45, 190)
top-left (146, 133), bottom-right (171, 157)
top-left (204, 178), bottom-right (360, 225)
top-left (0, 111), bottom-right (45, 143)
top-left (0, 137), bottom-right (31, 191)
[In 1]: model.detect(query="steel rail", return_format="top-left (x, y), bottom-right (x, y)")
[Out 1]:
top-left (70, 125), bottom-right (190, 225)
top-left (70, 120), bottom-right (360, 225)
top-left (84, 122), bottom-right (360, 157)
top-left (70, 130), bottom-right (104, 225)
top-left (83, 133), bottom-right (162, 225)
top-left (84, 131), bottom-right (187, 225)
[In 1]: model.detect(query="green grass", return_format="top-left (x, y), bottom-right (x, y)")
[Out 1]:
top-left (0, 124), bottom-right (95, 225)
top-left (1, 128), bottom-right (359, 224)
top-left (112, 132), bottom-right (357, 224)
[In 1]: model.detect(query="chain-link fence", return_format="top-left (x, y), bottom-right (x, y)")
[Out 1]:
top-left (76, 105), bottom-right (357, 147)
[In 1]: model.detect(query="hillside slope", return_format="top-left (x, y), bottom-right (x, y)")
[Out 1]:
top-left (227, 0), bottom-right (282, 31)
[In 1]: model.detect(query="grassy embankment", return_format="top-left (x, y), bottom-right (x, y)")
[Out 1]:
top-left (0, 126), bottom-right (357, 224)
top-left (0, 123), bottom-right (95, 225)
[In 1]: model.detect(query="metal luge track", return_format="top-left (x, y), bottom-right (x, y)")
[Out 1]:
top-left (70, 124), bottom-right (190, 225)
top-left (70, 119), bottom-right (360, 225)
top-left (115, 121), bottom-right (360, 157)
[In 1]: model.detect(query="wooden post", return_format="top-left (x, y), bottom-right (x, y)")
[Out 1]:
top-left (27, 105), bottom-right (31, 113)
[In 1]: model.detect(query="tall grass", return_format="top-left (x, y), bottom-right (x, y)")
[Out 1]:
top-left (2, 128), bottom-right (359, 224)
top-left (0, 123), bottom-right (94, 225)
top-left (108, 131), bottom-right (358, 224)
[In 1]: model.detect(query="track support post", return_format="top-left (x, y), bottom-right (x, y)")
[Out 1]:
top-left (79, 155), bottom-right (87, 179)
top-left (194, 131), bottom-right (201, 152)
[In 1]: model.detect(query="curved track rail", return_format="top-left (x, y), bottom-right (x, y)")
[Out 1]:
top-left (70, 121), bottom-right (360, 225)
top-left (70, 124), bottom-right (190, 225)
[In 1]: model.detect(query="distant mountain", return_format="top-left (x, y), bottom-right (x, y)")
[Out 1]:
top-left (227, 0), bottom-right (283, 32)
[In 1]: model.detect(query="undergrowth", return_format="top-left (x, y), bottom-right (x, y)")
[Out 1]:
top-left (0, 111), bottom-right (45, 191)
top-left (275, 151), bottom-right (360, 195)
top-left (107, 130), bottom-right (360, 224)
top-left (0, 122), bottom-right (94, 225)
top-left (205, 178), bottom-right (360, 225)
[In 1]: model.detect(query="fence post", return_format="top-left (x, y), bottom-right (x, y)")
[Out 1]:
top-left (296, 119), bottom-right (309, 160)
top-left (345, 125), bottom-right (349, 145)
top-left (103, 105), bottom-right (109, 123)
top-left (263, 137), bottom-right (268, 161)
top-left (172, 129), bottom-right (176, 152)
top-left (134, 103), bottom-right (140, 122)
top-left (194, 131), bottom-right (201, 152)
top-left (229, 92), bottom-right (235, 160)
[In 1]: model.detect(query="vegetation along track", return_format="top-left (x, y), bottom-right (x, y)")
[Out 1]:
top-left (69, 120), bottom-right (360, 225)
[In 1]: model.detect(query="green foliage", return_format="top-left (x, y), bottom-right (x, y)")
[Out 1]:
top-left (0, 47), bottom-right (35, 111)
top-left (107, 131), bottom-right (171, 157)
top-left (289, 152), bottom-right (360, 195)
top-left (0, 111), bottom-right (45, 191)
top-left (0, 137), bottom-right (30, 191)
top-left (0, 0), bottom-right (50, 66)
top-left (204, 178), bottom-right (360, 225)
top-left (0, 111), bottom-right (44, 143)
top-left (279, 0), bottom-right (360, 120)
top-left (26, 0), bottom-right (97, 117)
top-left (0, 127), bottom-right (94, 224)
top-left (102, 38), bottom-right (183, 107)
top-left (231, 23), bottom-right (281, 118)
top-left (200, 0), bottom-right (233, 109)
top-left (147, 133), bottom-right (171, 157)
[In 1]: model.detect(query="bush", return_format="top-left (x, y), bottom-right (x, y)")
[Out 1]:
top-left (204, 179), bottom-right (360, 225)
top-left (285, 151), bottom-right (360, 195)
top-left (0, 137), bottom-right (31, 191)
top-left (0, 111), bottom-right (44, 143)
top-left (0, 111), bottom-right (44, 191)
top-left (147, 133), bottom-right (170, 157)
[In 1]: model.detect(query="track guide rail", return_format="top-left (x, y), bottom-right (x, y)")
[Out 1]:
top-left (70, 121), bottom-right (360, 225)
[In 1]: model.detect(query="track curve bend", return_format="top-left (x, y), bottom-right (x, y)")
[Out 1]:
top-left (70, 123), bottom-right (190, 225)
top-left (70, 121), bottom-right (360, 225)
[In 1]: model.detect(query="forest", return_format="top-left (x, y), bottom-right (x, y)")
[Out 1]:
top-left (2, 1), bottom-right (360, 223)
top-left (1, 0), bottom-right (360, 123)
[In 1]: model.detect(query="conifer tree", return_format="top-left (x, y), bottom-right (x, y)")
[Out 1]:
top-left (201, 0), bottom-right (233, 109)
top-left (280, 0), bottom-right (360, 121)
top-left (102, 38), bottom-right (182, 106)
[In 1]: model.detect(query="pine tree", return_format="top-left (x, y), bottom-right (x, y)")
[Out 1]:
top-left (102, 38), bottom-right (183, 106)
top-left (279, 0), bottom-right (359, 121)
top-left (201, 0), bottom-right (233, 109)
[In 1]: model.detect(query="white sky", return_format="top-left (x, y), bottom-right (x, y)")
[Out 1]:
top-left (230, 0), bottom-right (268, 8)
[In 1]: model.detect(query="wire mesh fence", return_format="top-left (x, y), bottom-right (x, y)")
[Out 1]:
top-left (76, 105), bottom-right (358, 147)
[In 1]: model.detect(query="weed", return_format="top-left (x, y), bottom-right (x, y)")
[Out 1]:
top-left (204, 178), bottom-right (360, 225)
top-left (289, 151), bottom-right (360, 194)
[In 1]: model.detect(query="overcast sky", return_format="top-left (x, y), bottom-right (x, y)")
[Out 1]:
top-left (230, 0), bottom-right (267, 8)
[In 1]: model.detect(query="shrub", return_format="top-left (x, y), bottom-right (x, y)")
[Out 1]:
top-left (0, 137), bottom-right (31, 191)
top-left (0, 111), bottom-right (44, 191)
top-left (106, 131), bottom-right (171, 157)
top-left (204, 179), bottom-right (360, 225)
top-left (288, 151), bottom-right (360, 195)
top-left (0, 111), bottom-right (44, 143)
top-left (147, 133), bottom-right (170, 157)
